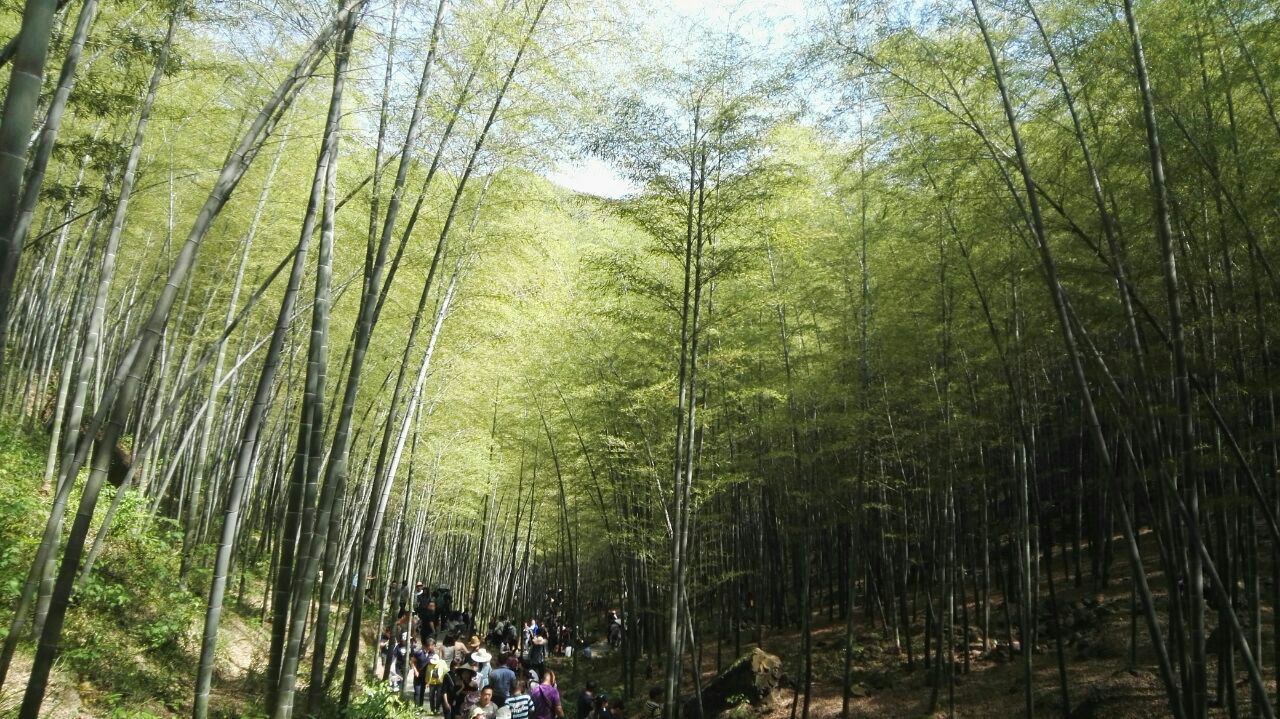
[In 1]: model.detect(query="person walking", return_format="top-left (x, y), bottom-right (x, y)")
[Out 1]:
top-left (412, 639), bottom-right (431, 708)
top-left (586, 695), bottom-right (613, 719)
top-left (522, 620), bottom-right (535, 654)
top-left (471, 647), bottom-right (493, 689)
top-left (443, 665), bottom-right (477, 719)
top-left (489, 653), bottom-right (517, 702)
top-left (397, 609), bottom-right (418, 642)
top-left (503, 618), bottom-right (519, 653)
top-left (442, 633), bottom-right (458, 666)
top-left (454, 635), bottom-right (471, 666)
top-left (506, 678), bottom-right (535, 719)
top-left (474, 687), bottom-right (497, 719)
top-left (389, 635), bottom-right (409, 691)
top-left (529, 669), bottom-right (563, 719)
top-left (399, 580), bottom-right (411, 614)
top-left (422, 600), bottom-right (441, 639)
top-left (429, 648), bottom-right (449, 713)
top-left (643, 687), bottom-right (662, 719)
top-left (576, 682), bottom-right (596, 719)
top-left (527, 627), bottom-right (549, 681)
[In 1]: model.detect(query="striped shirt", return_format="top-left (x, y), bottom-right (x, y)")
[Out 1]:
top-left (507, 694), bottom-right (535, 719)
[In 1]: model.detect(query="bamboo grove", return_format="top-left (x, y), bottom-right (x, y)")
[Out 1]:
top-left (0, 0), bottom-right (1278, 717)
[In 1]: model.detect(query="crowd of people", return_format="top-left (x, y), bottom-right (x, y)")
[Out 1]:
top-left (375, 584), bottom-right (656, 719)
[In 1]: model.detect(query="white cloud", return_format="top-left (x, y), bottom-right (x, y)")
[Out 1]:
top-left (547, 156), bottom-right (638, 199)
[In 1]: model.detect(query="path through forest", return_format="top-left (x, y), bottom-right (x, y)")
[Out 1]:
top-left (1, 0), bottom-right (1278, 716)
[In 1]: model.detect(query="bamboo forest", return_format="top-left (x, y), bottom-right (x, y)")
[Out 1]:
top-left (1, 0), bottom-right (1279, 716)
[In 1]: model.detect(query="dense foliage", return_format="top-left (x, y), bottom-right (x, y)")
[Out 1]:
top-left (0, 0), bottom-right (1278, 716)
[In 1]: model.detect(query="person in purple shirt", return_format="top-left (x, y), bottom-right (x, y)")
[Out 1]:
top-left (529, 669), bottom-right (564, 719)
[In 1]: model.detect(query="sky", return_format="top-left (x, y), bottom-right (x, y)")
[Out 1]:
top-left (544, 0), bottom-right (813, 199)
top-left (546, 157), bottom-right (637, 199)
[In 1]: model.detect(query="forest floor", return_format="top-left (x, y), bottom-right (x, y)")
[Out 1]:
top-left (559, 535), bottom-right (1274, 719)
top-left (0, 652), bottom-right (83, 719)
top-left (2, 424), bottom-right (1271, 718)
top-left (767, 549), bottom-right (1275, 719)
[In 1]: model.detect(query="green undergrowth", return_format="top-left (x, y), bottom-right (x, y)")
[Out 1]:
top-left (0, 421), bottom-right (48, 610)
top-left (63, 486), bottom-right (206, 713)
top-left (343, 685), bottom-right (421, 719)
top-left (0, 419), bottom-right (204, 716)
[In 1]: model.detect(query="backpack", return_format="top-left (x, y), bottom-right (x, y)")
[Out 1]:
top-left (531, 683), bottom-right (554, 717)
top-left (445, 672), bottom-right (468, 701)
top-left (430, 661), bottom-right (448, 686)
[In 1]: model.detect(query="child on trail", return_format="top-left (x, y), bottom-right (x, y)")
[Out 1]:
top-left (505, 679), bottom-right (535, 719)
top-left (429, 650), bottom-right (449, 713)
top-left (378, 630), bottom-right (393, 677)
top-left (643, 687), bottom-right (662, 719)
top-left (389, 635), bottom-right (408, 691)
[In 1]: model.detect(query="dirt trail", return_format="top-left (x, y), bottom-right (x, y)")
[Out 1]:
top-left (219, 611), bottom-right (266, 680)
top-left (0, 653), bottom-right (86, 719)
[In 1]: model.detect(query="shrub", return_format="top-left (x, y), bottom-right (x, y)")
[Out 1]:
top-left (0, 420), bottom-right (48, 615)
top-left (345, 684), bottom-right (419, 719)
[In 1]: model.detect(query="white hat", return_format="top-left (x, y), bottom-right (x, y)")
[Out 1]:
top-left (470, 707), bottom-right (488, 718)
top-left (471, 648), bottom-right (492, 664)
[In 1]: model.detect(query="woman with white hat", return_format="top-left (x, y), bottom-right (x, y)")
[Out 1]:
top-left (472, 647), bottom-right (493, 689)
